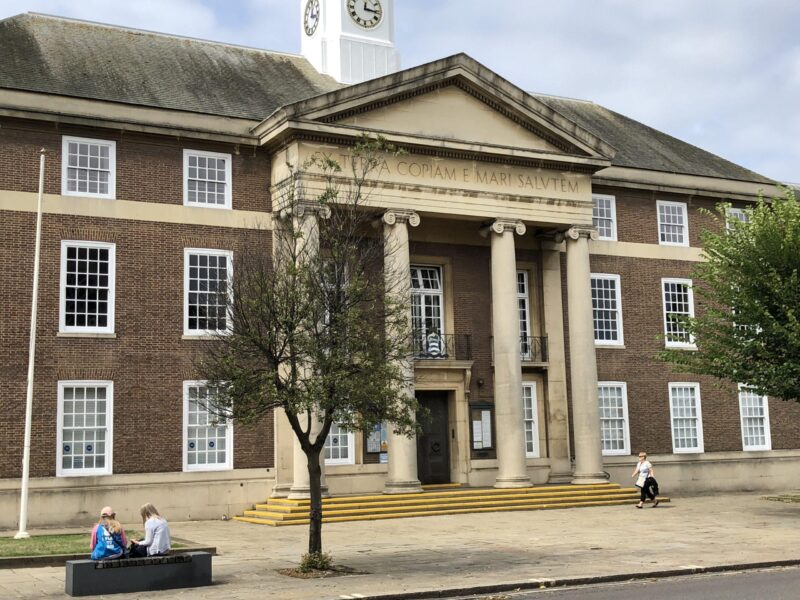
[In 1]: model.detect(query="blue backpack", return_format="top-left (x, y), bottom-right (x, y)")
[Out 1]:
top-left (91, 524), bottom-right (125, 560)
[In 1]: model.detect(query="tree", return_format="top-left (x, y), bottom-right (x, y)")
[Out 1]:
top-left (660, 188), bottom-right (800, 402)
top-left (195, 137), bottom-right (418, 559)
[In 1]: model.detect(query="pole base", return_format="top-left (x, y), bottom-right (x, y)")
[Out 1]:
top-left (13, 531), bottom-right (30, 540)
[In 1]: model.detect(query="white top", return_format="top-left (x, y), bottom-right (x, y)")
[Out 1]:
top-left (635, 460), bottom-right (653, 479)
top-left (140, 517), bottom-right (171, 556)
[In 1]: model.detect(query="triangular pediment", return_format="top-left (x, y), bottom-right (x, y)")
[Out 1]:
top-left (336, 85), bottom-right (562, 152)
top-left (260, 54), bottom-right (616, 167)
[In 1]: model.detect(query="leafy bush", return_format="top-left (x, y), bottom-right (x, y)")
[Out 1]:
top-left (299, 551), bottom-right (333, 572)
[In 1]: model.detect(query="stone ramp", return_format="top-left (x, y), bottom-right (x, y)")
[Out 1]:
top-left (234, 482), bottom-right (668, 526)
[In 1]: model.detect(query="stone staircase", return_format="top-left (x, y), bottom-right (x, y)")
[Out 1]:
top-left (234, 482), bottom-right (666, 526)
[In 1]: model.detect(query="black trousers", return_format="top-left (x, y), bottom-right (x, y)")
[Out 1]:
top-left (640, 478), bottom-right (657, 502)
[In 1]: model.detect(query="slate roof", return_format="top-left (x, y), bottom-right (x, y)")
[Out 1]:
top-left (533, 94), bottom-right (773, 184)
top-left (0, 13), bottom-right (773, 184)
top-left (0, 13), bottom-right (341, 120)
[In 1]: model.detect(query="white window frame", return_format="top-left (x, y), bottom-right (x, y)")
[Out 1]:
top-left (598, 382), bottom-right (630, 456)
top-left (517, 270), bottom-right (532, 360)
top-left (726, 207), bottom-right (750, 230)
top-left (56, 380), bottom-right (114, 477)
top-left (182, 381), bottom-right (234, 472)
top-left (591, 273), bottom-right (624, 347)
top-left (662, 277), bottom-right (695, 348)
top-left (738, 384), bottom-right (772, 451)
top-left (668, 382), bottom-right (705, 453)
top-left (324, 423), bottom-right (355, 466)
top-left (183, 149), bottom-right (232, 209)
top-left (61, 136), bottom-right (116, 200)
top-left (657, 200), bottom-right (689, 247)
top-left (522, 383), bottom-right (540, 458)
top-left (410, 264), bottom-right (445, 337)
top-left (184, 248), bottom-right (234, 336)
top-left (592, 193), bottom-right (617, 241)
top-left (59, 240), bottom-right (116, 334)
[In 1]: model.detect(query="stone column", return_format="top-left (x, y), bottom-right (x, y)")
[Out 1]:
top-left (382, 209), bottom-right (423, 494)
top-left (489, 219), bottom-right (532, 488)
top-left (285, 203), bottom-right (330, 499)
top-left (564, 226), bottom-right (607, 484)
top-left (541, 242), bottom-right (573, 483)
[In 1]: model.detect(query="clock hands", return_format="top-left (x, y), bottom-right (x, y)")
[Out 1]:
top-left (362, 1), bottom-right (379, 14)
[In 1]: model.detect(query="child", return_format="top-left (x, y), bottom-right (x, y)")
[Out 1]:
top-left (90, 507), bottom-right (127, 560)
top-left (129, 503), bottom-right (171, 557)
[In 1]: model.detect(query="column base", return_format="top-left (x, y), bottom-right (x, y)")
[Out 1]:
top-left (287, 484), bottom-right (329, 499)
top-left (547, 471), bottom-right (574, 484)
top-left (270, 483), bottom-right (292, 499)
top-left (494, 476), bottom-right (532, 489)
top-left (383, 480), bottom-right (423, 494)
top-left (571, 472), bottom-right (609, 485)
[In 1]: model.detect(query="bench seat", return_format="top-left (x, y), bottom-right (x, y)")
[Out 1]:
top-left (65, 551), bottom-right (212, 596)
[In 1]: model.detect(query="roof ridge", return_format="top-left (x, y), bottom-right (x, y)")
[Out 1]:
top-left (19, 12), bottom-right (303, 59)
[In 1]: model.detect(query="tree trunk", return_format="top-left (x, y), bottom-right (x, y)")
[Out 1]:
top-left (307, 448), bottom-right (323, 554)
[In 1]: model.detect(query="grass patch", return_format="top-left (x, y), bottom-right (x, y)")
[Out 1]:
top-left (0, 530), bottom-right (186, 558)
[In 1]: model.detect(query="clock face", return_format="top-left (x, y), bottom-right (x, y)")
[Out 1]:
top-left (347, 0), bottom-right (383, 29)
top-left (304, 0), bottom-right (320, 36)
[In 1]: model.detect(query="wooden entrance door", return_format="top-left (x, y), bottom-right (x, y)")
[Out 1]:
top-left (416, 391), bottom-right (450, 485)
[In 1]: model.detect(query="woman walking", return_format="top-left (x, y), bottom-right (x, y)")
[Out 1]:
top-left (632, 451), bottom-right (659, 508)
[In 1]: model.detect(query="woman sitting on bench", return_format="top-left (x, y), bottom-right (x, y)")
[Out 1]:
top-left (129, 503), bottom-right (171, 558)
top-left (90, 507), bottom-right (128, 560)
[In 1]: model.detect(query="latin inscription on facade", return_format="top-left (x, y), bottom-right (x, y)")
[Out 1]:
top-left (330, 152), bottom-right (584, 198)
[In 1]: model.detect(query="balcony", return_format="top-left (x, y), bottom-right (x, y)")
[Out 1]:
top-left (413, 332), bottom-right (472, 361)
top-left (491, 336), bottom-right (549, 363)
top-left (520, 336), bottom-right (548, 363)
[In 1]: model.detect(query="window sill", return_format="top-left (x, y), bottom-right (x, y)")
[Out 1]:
top-left (595, 344), bottom-right (626, 349)
top-left (57, 332), bottom-right (117, 339)
top-left (182, 334), bottom-right (218, 340)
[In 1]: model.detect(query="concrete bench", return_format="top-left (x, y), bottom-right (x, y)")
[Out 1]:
top-left (65, 551), bottom-right (212, 597)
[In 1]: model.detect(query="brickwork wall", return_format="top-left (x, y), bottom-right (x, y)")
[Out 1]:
top-left (0, 118), bottom-right (271, 212)
top-left (563, 186), bottom-right (800, 456)
top-left (0, 211), bottom-right (274, 478)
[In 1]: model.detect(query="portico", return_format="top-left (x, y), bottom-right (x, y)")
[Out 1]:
top-left (263, 55), bottom-right (616, 495)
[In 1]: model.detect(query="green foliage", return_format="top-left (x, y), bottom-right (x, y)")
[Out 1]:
top-left (298, 550), bottom-right (333, 572)
top-left (659, 188), bottom-right (800, 401)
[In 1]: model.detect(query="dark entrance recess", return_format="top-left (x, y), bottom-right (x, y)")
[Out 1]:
top-left (416, 391), bottom-right (450, 485)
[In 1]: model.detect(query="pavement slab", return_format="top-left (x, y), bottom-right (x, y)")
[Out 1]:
top-left (0, 493), bottom-right (798, 599)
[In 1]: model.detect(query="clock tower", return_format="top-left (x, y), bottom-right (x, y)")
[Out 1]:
top-left (301, 0), bottom-right (400, 84)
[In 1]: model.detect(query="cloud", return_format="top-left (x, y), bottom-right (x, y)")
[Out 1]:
top-left (1, 0), bottom-right (797, 182)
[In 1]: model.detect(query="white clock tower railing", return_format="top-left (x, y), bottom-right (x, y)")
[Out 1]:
top-left (301, 0), bottom-right (400, 84)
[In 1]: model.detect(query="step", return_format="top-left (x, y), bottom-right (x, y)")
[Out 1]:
top-left (254, 487), bottom-right (638, 513)
top-left (243, 491), bottom-right (645, 522)
top-left (234, 496), bottom-right (668, 526)
top-left (266, 483), bottom-right (623, 507)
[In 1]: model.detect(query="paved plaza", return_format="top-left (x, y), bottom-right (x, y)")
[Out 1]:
top-left (1, 493), bottom-right (799, 599)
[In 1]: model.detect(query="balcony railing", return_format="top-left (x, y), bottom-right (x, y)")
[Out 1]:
top-left (491, 336), bottom-right (549, 363)
top-left (413, 332), bottom-right (472, 361)
top-left (520, 336), bottom-right (548, 363)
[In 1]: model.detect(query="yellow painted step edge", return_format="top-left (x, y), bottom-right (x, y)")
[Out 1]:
top-left (234, 497), bottom-right (671, 526)
top-left (255, 489), bottom-right (639, 513)
top-left (266, 483), bottom-right (622, 506)
top-left (244, 492), bottom-right (648, 520)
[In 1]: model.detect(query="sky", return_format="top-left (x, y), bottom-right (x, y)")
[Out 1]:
top-left (1, 0), bottom-right (798, 183)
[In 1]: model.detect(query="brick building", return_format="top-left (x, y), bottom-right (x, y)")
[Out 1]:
top-left (0, 6), bottom-right (797, 527)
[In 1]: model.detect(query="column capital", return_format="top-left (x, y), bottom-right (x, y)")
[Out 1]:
top-left (565, 225), bottom-right (598, 241)
top-left (278, 202), bottom-right (332, 221)
top-left (488, 219), bottom-right (526, 236)
top-left (382, 209), bottom-right (420, 228)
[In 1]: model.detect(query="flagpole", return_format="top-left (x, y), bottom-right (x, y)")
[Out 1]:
top-left (15, 149), bottom-right (46, 540)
